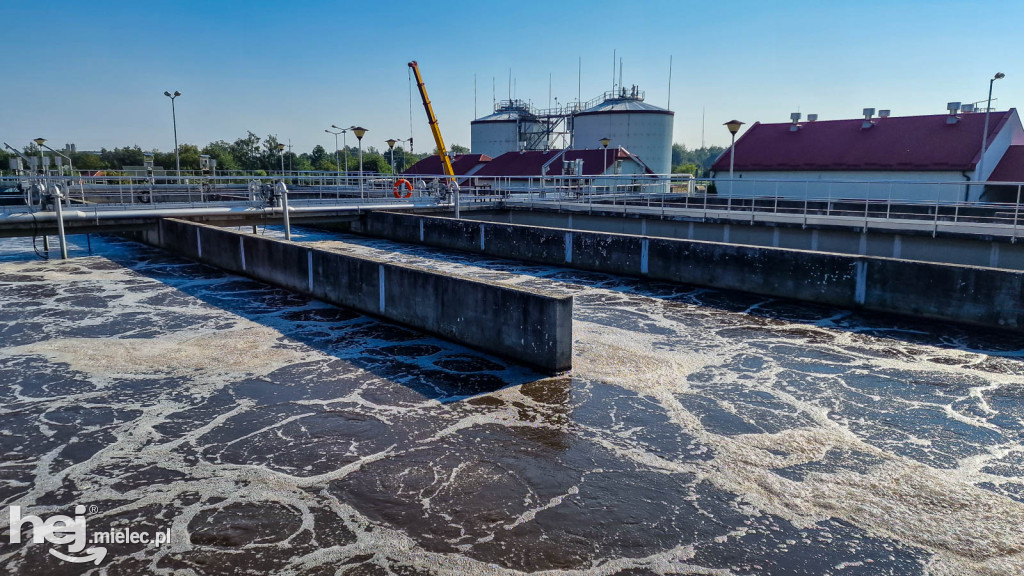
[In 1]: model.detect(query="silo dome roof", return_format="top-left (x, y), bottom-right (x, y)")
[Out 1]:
top-left (472, 99), bottom-right (538, 123)
top-left (472, 110), bottom-right (526, 123)
top-left (579, 98), bottom-right (673, 115)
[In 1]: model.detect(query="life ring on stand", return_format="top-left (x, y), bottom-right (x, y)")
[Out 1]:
top-left (393, 178), bottom-right (413, 198)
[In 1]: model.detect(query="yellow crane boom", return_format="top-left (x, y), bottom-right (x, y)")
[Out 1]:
top-left (408, 61), bottom-right (456, 180)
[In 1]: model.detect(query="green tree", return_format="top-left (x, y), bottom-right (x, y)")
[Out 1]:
top-left (671, 145), bottom-right (726, 177)
top-left (673, 163), bottom-right (700, 175)
top-left (72, 153), bottom-right (104, 170)
top-left (201, 140), bottom-right (240, 171)
top-left (434, 144), bottom-right (469, 155)
top-left (230, 132), bottom-right (262, 171)
top-left (100, 146), bottom-right (145, 169)
top-left (176, 143), bottom-right (201, 170)
top-left (291, 154), bottom-right (313, 172)
top-left (310, 145), bottom-right (329, 170)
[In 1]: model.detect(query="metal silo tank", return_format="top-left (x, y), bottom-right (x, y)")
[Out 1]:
top-left (471, 114), bottom-right (520, 158)
top-left (573, 93), bottom-right (674, 175)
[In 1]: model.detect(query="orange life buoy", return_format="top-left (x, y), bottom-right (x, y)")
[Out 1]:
top-left (393, 178), bottom-right (413, 198)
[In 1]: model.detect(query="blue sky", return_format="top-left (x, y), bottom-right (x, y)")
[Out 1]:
top-left (1, 0), bottom-right (1020, 155)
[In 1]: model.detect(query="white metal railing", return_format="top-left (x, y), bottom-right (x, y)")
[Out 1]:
top-left (5, 171), bottom-right (1023, 238)
top-left (499, 174), bottom-right (1024, 238)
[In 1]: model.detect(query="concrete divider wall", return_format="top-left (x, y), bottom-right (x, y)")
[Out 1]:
top-left (361, 211), bottom-right (1024, 331)
top-left (864, 259), bottom-right (1024, 328)
top-left (138, 218), bottom-right (573, 372)
top-left (646, 239), bottom-right (859, 307)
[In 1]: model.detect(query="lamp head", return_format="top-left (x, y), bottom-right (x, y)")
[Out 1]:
top-left (386, 139), bottom-right (397, 149)
top-left (995, 72), bottom-right (1006, 80)
top-left (276, 143), bottom-right (286, 152)
top-left (724, 119), bottom-right (745, 135)
top-left (33, 138), bottom-right (46, 147)
top-left (351, 127), bottom-right (367, 140)
top-left (174, 91), bottom-right (181, 97)
top-left (164, 91), bottom-right (171, 97)
top-left (599, 137), bottom-right (611, 148)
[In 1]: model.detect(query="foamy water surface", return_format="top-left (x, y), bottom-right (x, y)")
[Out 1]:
top-left (1, 229), bottom-right (1022, 575)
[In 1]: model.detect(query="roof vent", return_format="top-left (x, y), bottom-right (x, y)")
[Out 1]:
top-left (961, 103), bottom-right (975, 114)
top-left (807, 114), bottom-right (818, 122)
top-left (879, 110), bottom-right (891, 118)
top-left (862, 108), bottom-right (875, 129)
top-left (789, 112), bottom-right (801, 132)
top-left (946, 102), bottom-right (961, 125)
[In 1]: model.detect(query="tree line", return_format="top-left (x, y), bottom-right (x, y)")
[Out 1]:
top-left (671, 144), bottom-right (726, 177)
top-left (2, 137), bottom-right (721, 176)
top-left (0, 132), bottom-right (460, 175)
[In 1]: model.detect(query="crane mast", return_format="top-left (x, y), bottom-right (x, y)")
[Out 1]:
top-left (408, 61), bottom-right (456, 181)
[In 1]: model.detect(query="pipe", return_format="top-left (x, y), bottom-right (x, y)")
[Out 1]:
top-left (50, 184), bottom-right (68, 259)
top-left (276, 180), bottom-right (291, 240)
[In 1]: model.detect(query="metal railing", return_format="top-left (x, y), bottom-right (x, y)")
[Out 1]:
top-left (499, 174), bottom-right (1024, 239)
top-left (5, 171), bottom-right (1023, 240)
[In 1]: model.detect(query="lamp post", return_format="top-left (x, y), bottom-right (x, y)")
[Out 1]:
top-left (163, 91), bottom-right (182, 183)
top-left (600, 137), bottom-right (611, 176)
top-left (724, 120), bottom-right (745, 195)
top-left (34, 138), bottom-right (67, 259)
top-left (351, 126), bottom-right (367, 198)
top-left (386, 139), bottom-right (397, 176)
top-left (403, 137), bottom-right (413, 170)
top-left (37, 141), bottom-right (75, 203)
top-left (276, 142), bottom-right (286, 174)
top-left (978, 72), bottom-right (1005, 187)
top-left (326, 128), bottom-right (342, 184)
top-left (37, 141), bottom-right (74, 178)
top-left (331, 125), bottom-right (349, 181)
top-left (33, 137), bottom-right (46, 177)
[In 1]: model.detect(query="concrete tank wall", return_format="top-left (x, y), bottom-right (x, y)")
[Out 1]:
top-left (360, 211), bottom-right (1024, 332)
top-left (136, 218), bottom-right (573, 373)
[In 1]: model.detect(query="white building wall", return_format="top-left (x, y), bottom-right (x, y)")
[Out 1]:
top-left (715, 170), bottom-right (970, 202)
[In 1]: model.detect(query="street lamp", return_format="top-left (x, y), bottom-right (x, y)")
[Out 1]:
top-left (163, 91), bottom-right (182, 183)
top-left (33, 138), bottom-right (46, 176)
top-left (351, 126), bottom-right (367, 198)
top-left (325, 128), bottom-right (342, 183)
top-left (724, 120), bottom-right (745, 195)
top-left (276, 142), bottom-right (286, 174)
top-left (331, 125), bottom-right (349, 180)
top-left (600, 137), bottom-right (611, 176)
top-left (977, 72), bottom-right (1006, 185)
top-left (32, 137), bottom-right (67, 258)
top-left (386, 139), bottom-right (397, 175)
top-left (36, 140), bottom-right (75, 185)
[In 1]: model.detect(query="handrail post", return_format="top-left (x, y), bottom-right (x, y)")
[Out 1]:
top-left (1014, 184), bottom-right (1022, 242)
top-left (803, 181), bottom-right (808, 228)
top-left (886, 183), bottom-right (892, 220)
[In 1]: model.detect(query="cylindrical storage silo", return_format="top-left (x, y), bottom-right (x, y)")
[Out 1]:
top-left (471, 111), bottom-right (521, 158)
top-left (573, 97), bottom-right (674, 175)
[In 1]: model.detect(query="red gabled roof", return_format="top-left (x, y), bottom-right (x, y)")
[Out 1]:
top-left (988, 145), bottom-right (1024, 182)
top-left (473, 148), bottom-right (641, 177)
top-left (403, 154), bottom-right (490, 176)
top-left (711, 110), bottom-right (1016, 173)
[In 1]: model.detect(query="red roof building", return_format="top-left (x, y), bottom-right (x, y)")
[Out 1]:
top-left (472, 148), bottom-right (652, 178)
top-left (710, 109), bottom-right (1024, 202)
top-left (988, 145), bottom-right (1024, 182)
top-left (403, 154), bottom-right (491, 177)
